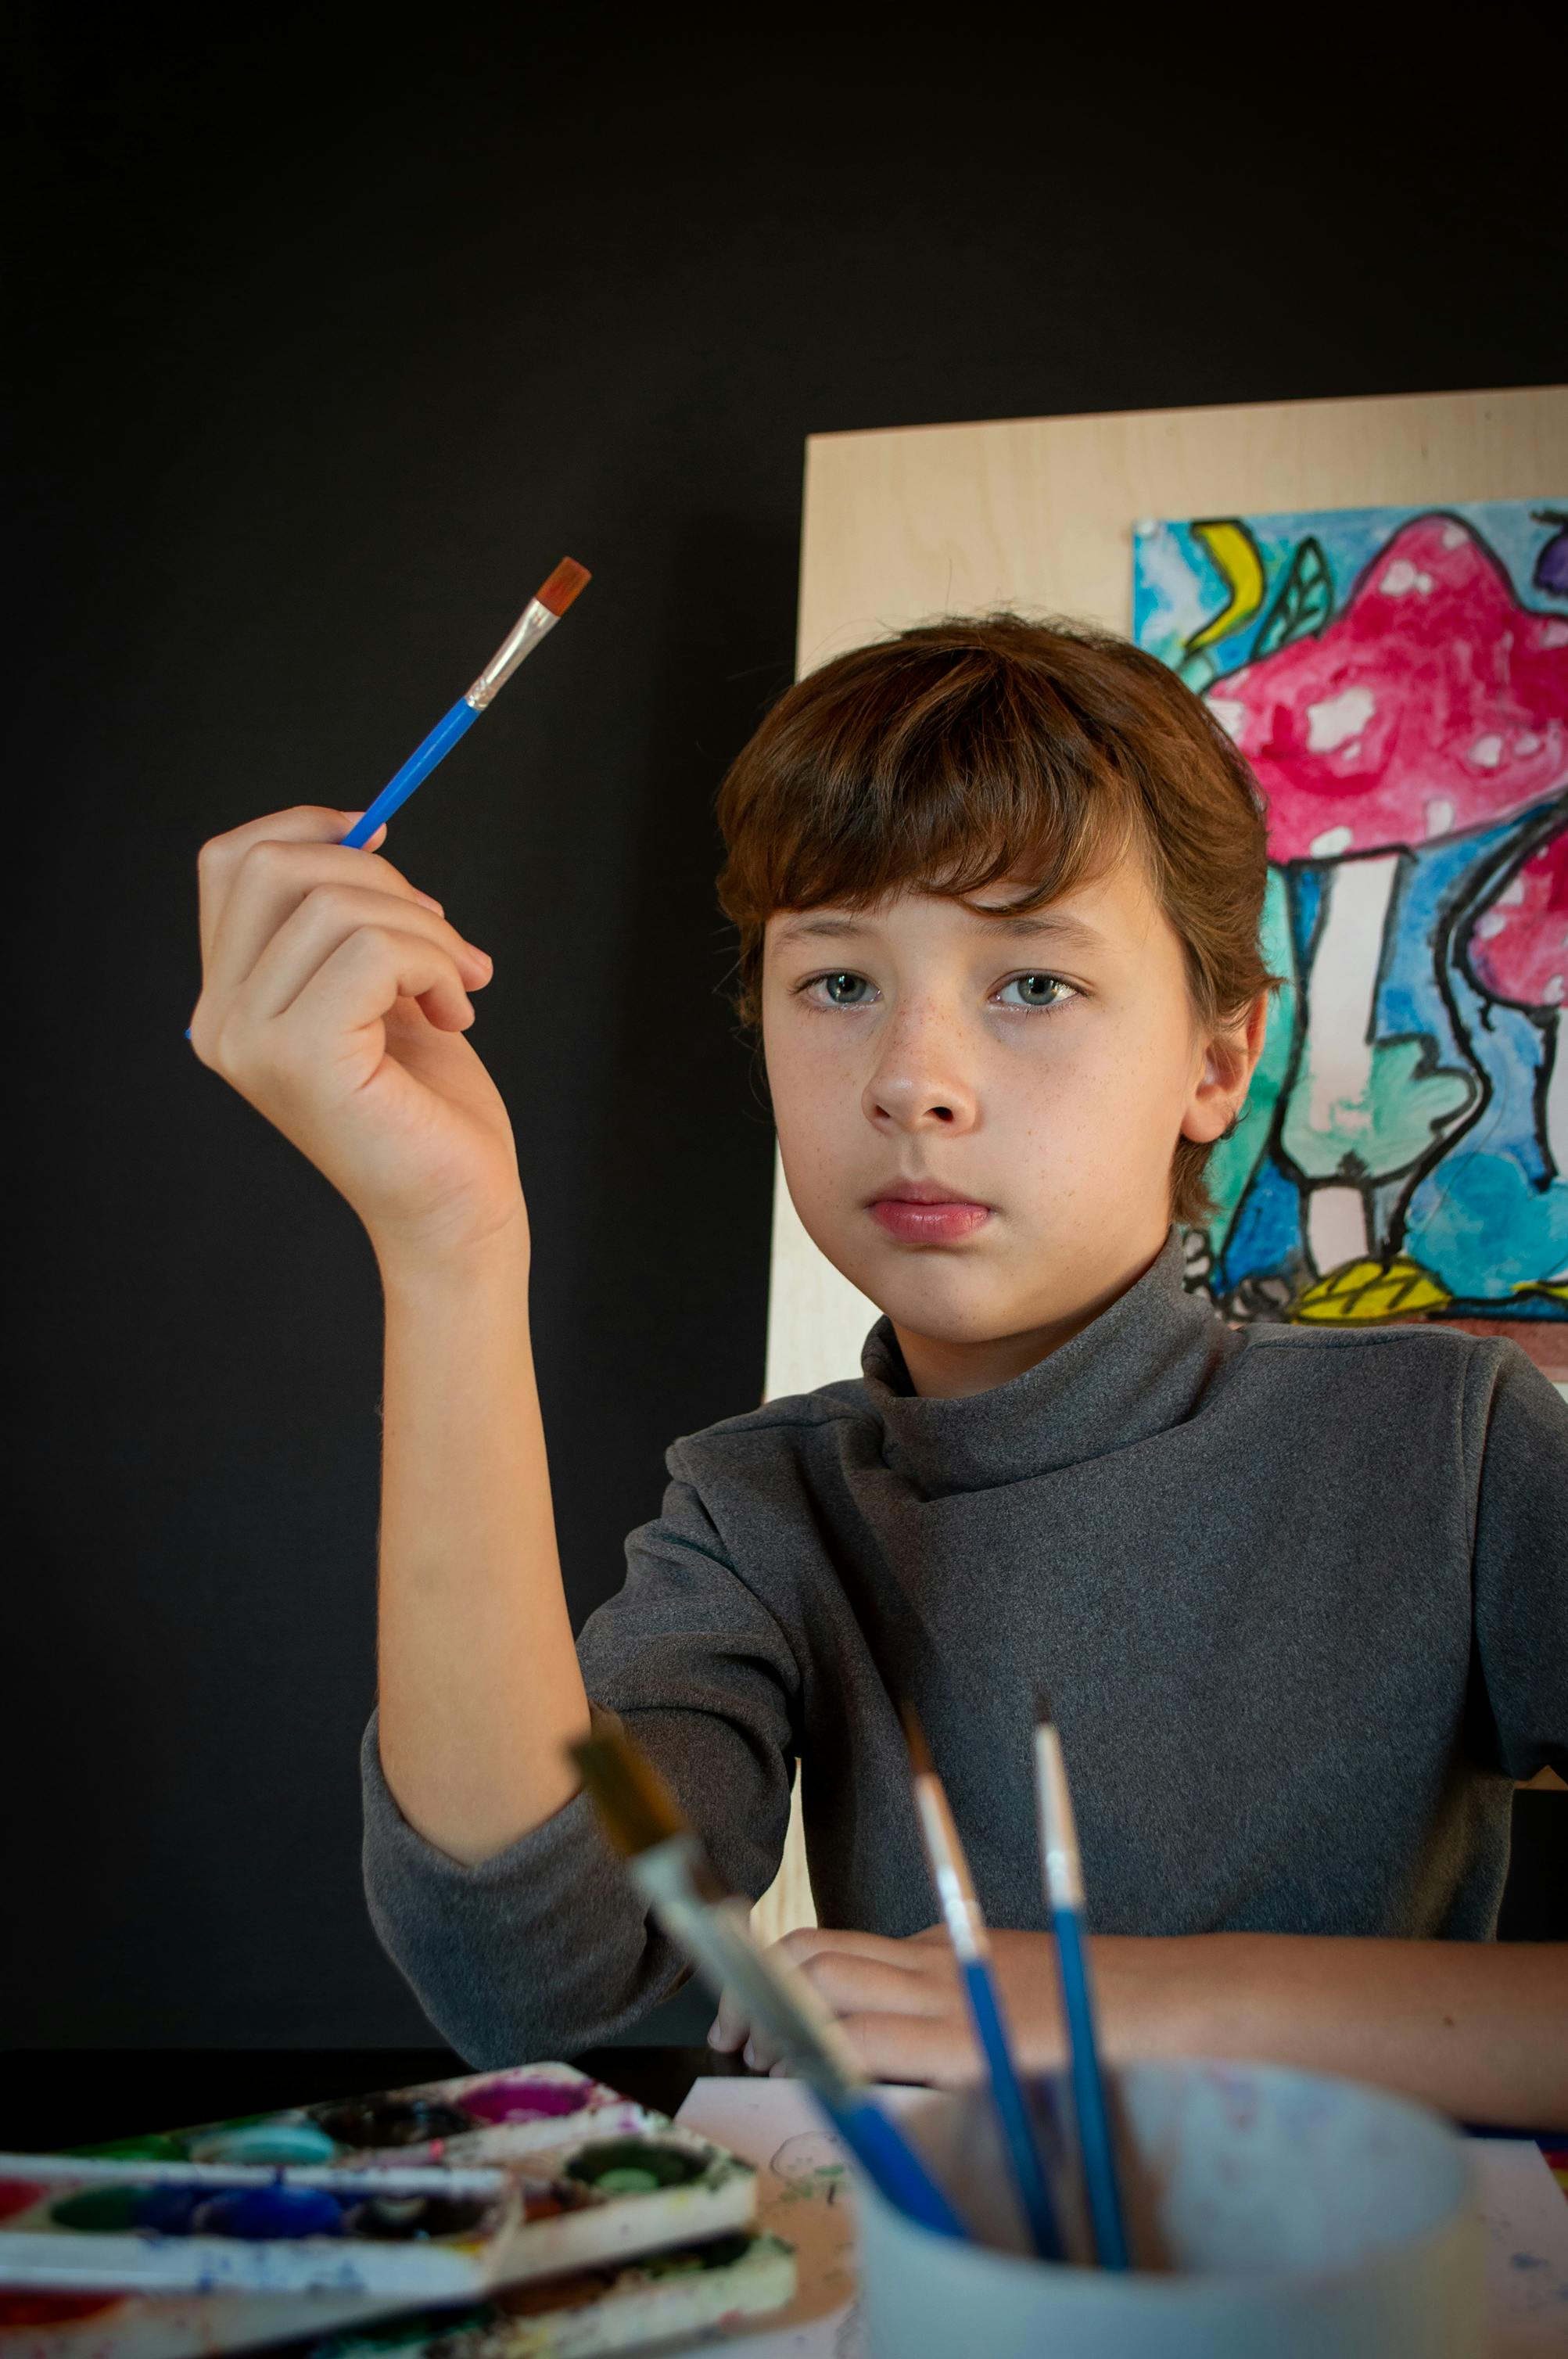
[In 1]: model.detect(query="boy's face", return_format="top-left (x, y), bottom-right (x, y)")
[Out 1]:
top-left (761, 843), bottom-right (1259, 1387)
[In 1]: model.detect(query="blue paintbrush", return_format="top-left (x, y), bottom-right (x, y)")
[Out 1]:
top-left (1033, 1699), bottom-right (1130, 2269)
top-left (570, 1725), bottom-right (970, 2242)
top-left (337, 557), bottom-right (590, 849)
top-left (185, 559), bottom-right (590, 1039)
top-left (900, 1704), bottom-right (1065, 2260)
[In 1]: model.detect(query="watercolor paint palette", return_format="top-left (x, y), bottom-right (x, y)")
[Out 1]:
top-left (0, 2232), bottom-right (797, 2359)
top-left (0, 2066), bottom-right (761, 2301)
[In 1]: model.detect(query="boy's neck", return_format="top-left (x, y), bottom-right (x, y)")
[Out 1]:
top-left (888, 1235), bottom-right (1168, 1400)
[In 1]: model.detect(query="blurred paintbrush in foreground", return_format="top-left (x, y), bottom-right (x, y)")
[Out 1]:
top-left (569, 1724), bottom-right (968, 2240)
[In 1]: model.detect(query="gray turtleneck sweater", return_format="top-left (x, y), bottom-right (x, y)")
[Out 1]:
top-left (361, 1233), bottom-right (1566, 2066)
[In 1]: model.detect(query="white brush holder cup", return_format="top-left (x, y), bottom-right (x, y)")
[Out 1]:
top-left (852, 2059), bottom-right (1482, 2359)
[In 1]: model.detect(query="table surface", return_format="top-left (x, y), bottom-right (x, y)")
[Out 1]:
top-left (6, 2044), bottom-right (1563, 2156)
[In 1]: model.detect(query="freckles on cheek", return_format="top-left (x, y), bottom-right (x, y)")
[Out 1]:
top-left (768, 1039), bottom-right (859, 1173)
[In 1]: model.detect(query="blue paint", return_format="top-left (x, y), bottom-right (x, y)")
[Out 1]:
top-left (135, 2187), bottom-right (209, 2235)
top-left (1215, 1156), bottom-right (1302, 1305)
top-left (192, 2185), bottom-right (346, 2240)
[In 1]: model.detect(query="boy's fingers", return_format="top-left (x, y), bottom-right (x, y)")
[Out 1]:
top-left (790, 1947), bottom-right (953, 2020)
top-left (204, 840), bottom-right (443, 1004)
top-left (275, 925), bottom-right (475, 1047)
top-left (708, 1929), bottom-right (949, 2056)
top-left (709, 1984), bottom-right (750, 2052)
top-left (196, 809), bottom-right (388, 962)
top-left (230, 884), bottom-right (489, 1025)
top-left (776, 1926), bottom-right (937, 1974)
top-left (835, 2010), bottom-right (977, 2086)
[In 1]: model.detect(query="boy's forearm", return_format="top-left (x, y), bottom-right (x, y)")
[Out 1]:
top-left (374, 1220), bottom-right (590, 1866)
top-left (1103, 1931), bottom-right (1568, 2129)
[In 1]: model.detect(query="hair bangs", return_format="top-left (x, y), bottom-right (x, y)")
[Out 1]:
top-left (721, 637), bottom-right (1138, 948)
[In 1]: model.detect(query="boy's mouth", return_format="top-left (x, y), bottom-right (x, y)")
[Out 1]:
top-left (865, 1181), bottom-right (992, 1244)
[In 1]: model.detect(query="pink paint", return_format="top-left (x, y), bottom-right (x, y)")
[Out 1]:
top-left (1207, 514), bottom-right (1568, 862)
top-left (1467, 819), bottom-right (1568, 1010)
top-left (459, 2075), bottom-right (594, 2124)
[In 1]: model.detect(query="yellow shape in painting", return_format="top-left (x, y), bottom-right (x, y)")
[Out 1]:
top-left (1293, 1257), bottom-right (1453, 1323)
top-left (1512, 1278), bottom-right (1568, 1307)
top-left (1185, 519), bottom-right (1268, 653)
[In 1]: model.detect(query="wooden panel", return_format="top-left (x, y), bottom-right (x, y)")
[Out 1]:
top-left (749, 386), bottom-right (1568, 1946)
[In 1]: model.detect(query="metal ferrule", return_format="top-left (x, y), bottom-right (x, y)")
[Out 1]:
top-left (465, 597), bottom-right (559, 709)
top-left (913, 1776), bottom-right (989, 1965)
top-left (1034, 1725), bottom-right (1086, 1912)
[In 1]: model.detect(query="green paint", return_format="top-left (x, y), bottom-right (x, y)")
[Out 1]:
top-left (565, 2138), bottom-right (709, 2194)
top-left (70, 2135), bottom-right (189, 2163)
top-left (644, 2232), bottom-right (755, 2275)
top-left (52, 2188), bottom-right (142, 2232)
top-left (1282, 1036), bottom-right (1476, 1184)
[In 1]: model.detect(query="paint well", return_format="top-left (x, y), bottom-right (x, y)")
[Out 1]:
top-left (72, 2135), bottom-right (190, 2164)
top-left (51, 2188), bottom-right (143, 2232)
top-left (310, 2098), bottom-right (477, 2149)
top-left (0, 2293), bottom-right (125, 2327)
top-left (191, 2121), bottom-right (340, 2166)
top-left (192, 2186), bottom-right (346, 2240)
top-left (459, 2077), bottom-right (593, 2124)
top-left (565, 2140), bottom-right (709, 2195)
top-left (346, 2195), bottom-right (490, 2242)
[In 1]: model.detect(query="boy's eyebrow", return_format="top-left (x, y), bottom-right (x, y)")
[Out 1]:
top-left (775, 907), bottom-right (1107, 949)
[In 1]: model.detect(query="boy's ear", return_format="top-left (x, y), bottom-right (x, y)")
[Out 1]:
top-left (1181, 993), bottom-right (1269, 1147)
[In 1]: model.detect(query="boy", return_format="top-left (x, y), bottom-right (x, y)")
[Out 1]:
top-left (191, 615), bottom-right (1567, 2124)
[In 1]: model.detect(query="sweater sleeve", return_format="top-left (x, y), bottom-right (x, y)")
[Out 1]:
top-left (1467, 1344), bottom-right (1568, 1782)
top-left (361, 1451), bottom-right (801, 2066)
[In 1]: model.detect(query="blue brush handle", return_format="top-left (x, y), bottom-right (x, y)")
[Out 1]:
top-left (963, 1958), bottom-right (1064, 2260)
top-left (1053, 1907), bottom-right (1130, 2269)
top-left (341, 695), bottom-right (481, 847)
top-left (824, 2091), bottom-right (968, 2239)
top-left (186, 695), bottom-right (483, 1039)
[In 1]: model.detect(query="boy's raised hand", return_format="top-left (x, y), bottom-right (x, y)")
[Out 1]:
top-left (190, 808), bottom-right (523, 1266)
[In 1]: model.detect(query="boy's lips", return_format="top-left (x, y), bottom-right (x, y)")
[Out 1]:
top-left (865, 1182), bottom-right (993, 1244)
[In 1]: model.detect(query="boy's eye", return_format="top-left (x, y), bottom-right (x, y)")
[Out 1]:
top-left (996, 972), bottom-right (1077, 1011)
top-left (804, 971), bottom-right (877, 1007)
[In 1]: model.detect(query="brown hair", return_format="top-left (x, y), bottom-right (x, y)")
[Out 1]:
top-left (714, 612), bottom-right (1273, 1226)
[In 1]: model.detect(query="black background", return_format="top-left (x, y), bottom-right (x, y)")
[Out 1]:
top-left (8, 17), bottom-right (1565, 2052)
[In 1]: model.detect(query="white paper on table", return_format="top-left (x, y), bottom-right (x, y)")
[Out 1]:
top-left (671, 2083), bottom-right (1568, 2359)
top-left (1474, 2139), bottom-right (1568, 2357)
top-left (670, 2077), bottom-right (926, 2357)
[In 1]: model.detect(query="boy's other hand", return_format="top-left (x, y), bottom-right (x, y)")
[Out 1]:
top-left (190, 807), bottom-right (526, 1269)
top-left (706, 1925), bottom-right (1071, 2086)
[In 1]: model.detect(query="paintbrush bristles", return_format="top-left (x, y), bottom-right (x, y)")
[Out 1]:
top-left (569, 1733), bottom-right (685, 1858)
top-left (536, 557), bottom-right (591, 616)
top-left (897, 1698), bottom-right (935, 1778)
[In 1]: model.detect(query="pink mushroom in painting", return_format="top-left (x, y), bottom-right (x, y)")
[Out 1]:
top-left (1207, 512), bottom-right (1568, 1276)
top-left (1464, 815), bottom-right (1568, 1181)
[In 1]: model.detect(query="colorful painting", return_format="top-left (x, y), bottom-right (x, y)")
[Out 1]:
top-left (1132, 500), bottom-right (1568, 1334)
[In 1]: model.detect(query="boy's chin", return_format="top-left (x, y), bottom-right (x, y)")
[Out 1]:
top-left (846, 1252), bottom-right (1041, 1347)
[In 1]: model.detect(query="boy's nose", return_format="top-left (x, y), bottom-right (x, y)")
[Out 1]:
top-left (862, 1045), bottom-right (978, 1133)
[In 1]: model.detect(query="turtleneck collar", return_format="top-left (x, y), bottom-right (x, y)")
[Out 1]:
top-left (856, 1229), bottom-right (1232, 1495)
